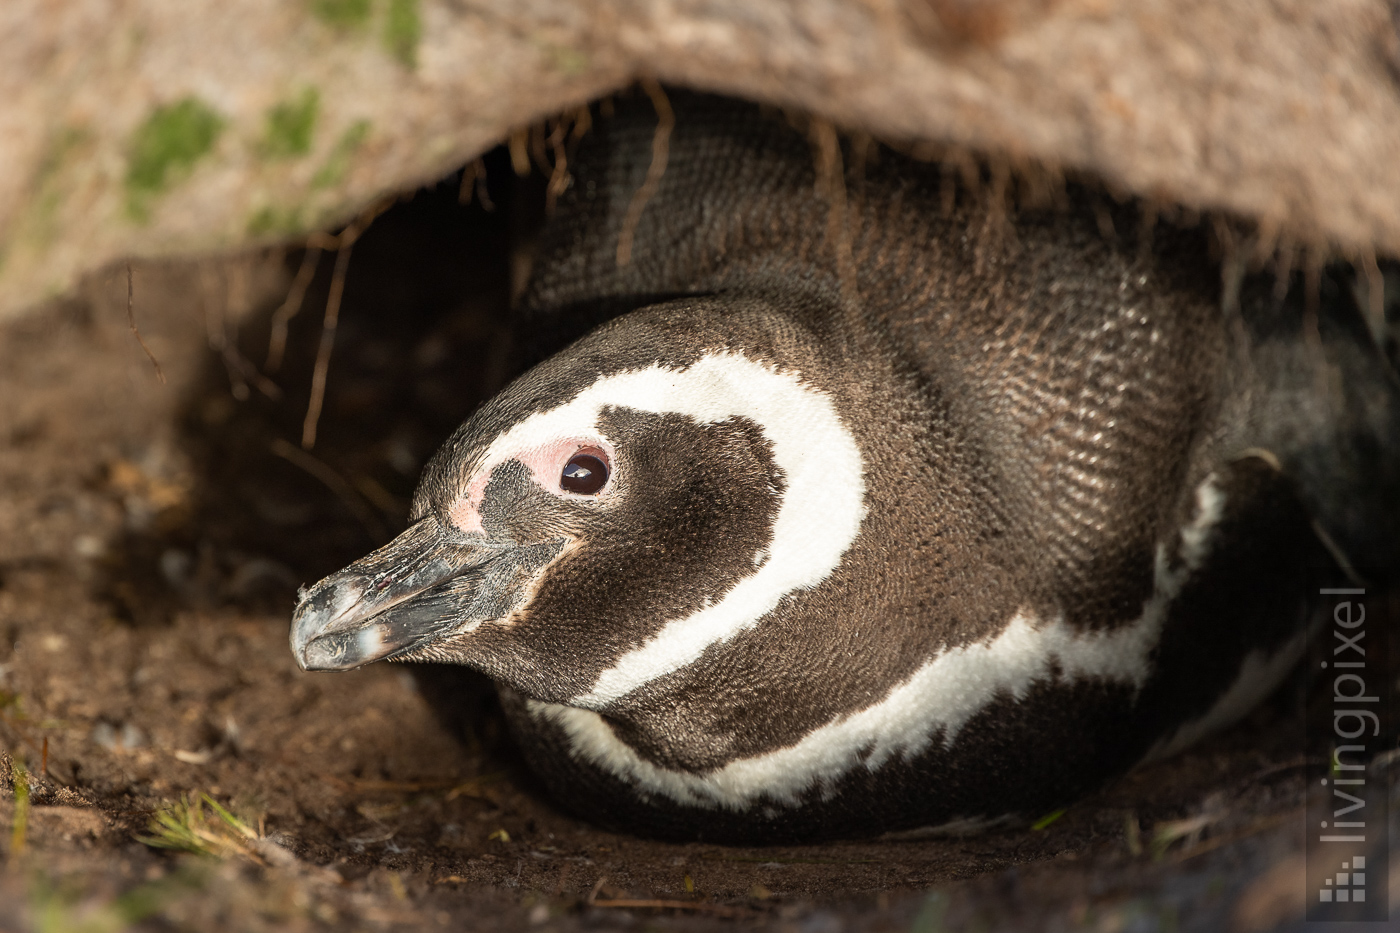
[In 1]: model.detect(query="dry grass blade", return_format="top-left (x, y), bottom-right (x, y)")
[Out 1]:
top-left (1124, 812), bottom-right (1143, 857)
top-left (1170, 809), bottom-right (1294, 865)
top-left (444, 771), bottom-right (506, 800)
top-left (1150, 811), bottom-right (1226, 861)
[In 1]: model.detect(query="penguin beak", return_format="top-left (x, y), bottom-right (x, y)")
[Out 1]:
top-left (289, 518), bottom-right (545, 672)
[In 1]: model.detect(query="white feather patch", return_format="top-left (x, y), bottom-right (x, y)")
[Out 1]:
top-left (527, 474), bottom-right (1229, 812)
top-left (470, 352), bottom-right (868, 707)
top-left (1142, 629), bottom-right (1311, 763)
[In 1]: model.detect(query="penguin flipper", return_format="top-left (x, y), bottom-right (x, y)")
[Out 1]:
top-left (1230, 266), bottom-right (1400, 587)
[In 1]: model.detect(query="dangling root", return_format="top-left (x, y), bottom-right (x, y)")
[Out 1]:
top-left (810, 117), bottom-right (858, 307)
top-left (615, 79), bottom-right (674, 268)
top-left (126, 262), bottom-right (166, 385)
top-left (265, 247), bottom-right (322, 373)
top-left (301, 199), bottom-right (392, 450)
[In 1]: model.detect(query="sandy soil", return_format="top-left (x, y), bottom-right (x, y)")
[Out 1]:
top-left (0, 169), bottom-right (1396, 933)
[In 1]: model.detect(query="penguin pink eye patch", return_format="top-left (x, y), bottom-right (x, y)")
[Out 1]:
top-left (450, 439), bottom-right (616, 533)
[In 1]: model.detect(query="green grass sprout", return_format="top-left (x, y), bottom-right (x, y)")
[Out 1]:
top-left (138, 794), bottom-right (263, 862)
top-left (9, 756), bottom-right (30, 857)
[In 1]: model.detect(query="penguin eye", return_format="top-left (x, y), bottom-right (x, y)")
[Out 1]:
top-left (560, 451), bottom-right (609, 495)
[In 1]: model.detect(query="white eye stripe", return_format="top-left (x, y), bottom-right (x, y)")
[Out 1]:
top-left (476, 351), bottom-right (868, 706)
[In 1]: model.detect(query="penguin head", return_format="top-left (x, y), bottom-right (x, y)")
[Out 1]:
top-left (289, 297), bottom-right (873, 707)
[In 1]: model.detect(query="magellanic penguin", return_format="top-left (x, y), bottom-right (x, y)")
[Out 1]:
top-left (291, 92), bottom-right (1400, 844)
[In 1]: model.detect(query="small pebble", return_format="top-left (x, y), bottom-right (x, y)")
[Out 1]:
top-left (92, 721), bottom-right (145, 751)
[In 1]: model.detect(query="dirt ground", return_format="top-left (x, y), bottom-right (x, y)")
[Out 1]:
top-left (0, 163), bottom-right (1397, 933)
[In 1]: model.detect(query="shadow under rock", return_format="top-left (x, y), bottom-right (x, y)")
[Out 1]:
top-left (103, 155), bottom-right (537, 625)
top-left (95, 154), bottom-right (553, 751)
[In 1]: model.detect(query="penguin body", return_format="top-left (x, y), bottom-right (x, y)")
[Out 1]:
top-left (291, 93), bottom-right (1399, 843)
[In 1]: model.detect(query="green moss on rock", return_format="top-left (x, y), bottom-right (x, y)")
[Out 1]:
top-left (312, 120), bottom-right (371, 189)
top-left (125, 97), bottom-right (224, 220)
top-left (384, 0), bottom-right (421, 68)
top-left (262, 88), bottom-right (320, 158)
top-left (311, 0), bottom-right (372, 29)
top-left (247, 204), bottom-right (306, 237)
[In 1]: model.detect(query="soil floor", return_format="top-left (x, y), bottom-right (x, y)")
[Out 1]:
top-left (0, 173), bottom-right (1397, 933)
